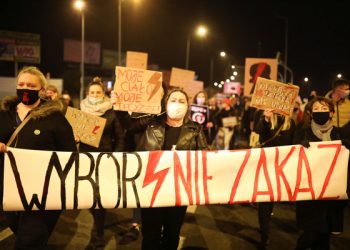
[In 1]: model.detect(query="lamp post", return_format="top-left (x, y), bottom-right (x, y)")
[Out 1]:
top-left (209, 51), bottom-right (227, 84)
top-left (185, 25), bottom-right (208, 69)
top-left (74, 0), bottom-right (86, 101)
top-left (118, 0), bottom-right (122, 66)
top-left (276, 15), bottom-right (288, 83)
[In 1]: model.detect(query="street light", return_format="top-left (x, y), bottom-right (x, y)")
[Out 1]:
top-left (337, 73), bottom-right (342, 79)
top-left (304, 77), bottom-right (309, 83)
top-left (185, 25), bottom-right (208, 69)
top-left (74, 0), bottom-right (86, 101)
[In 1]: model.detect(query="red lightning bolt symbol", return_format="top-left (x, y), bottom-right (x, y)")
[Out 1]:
top-left (92, 125), bottom-right (100, 135)
top-left (147, 72), bottom-right (162, 101)
top-left (142, 151), bottom-right (169, 207)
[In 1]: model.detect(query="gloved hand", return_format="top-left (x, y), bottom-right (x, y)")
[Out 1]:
top-left (300, 140), bottom-right (310, 148)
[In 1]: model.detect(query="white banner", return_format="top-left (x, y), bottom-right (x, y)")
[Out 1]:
top-left (3, 142), bottom-right (348, 211)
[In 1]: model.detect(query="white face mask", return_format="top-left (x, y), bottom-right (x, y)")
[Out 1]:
top-left (167, 102), bottom-right (188, 120)
top-left (196, 97), bottom-right (205, 105)
top-left (88, 96), bottom-right (104, 105)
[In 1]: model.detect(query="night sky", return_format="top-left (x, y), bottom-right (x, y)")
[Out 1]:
top-left (1, 0), bottom-right (350, 96)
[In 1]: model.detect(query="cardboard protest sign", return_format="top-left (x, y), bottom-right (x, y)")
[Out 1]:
top-left (244, 58), bottom-right (278, 96)
top-left (65, 107), bottom-right (106, 148)
top-left (113, 66), bottom-right (163, 114)
top-left (126, 51), bottom-right (148, 70)
top-left (3, 142), bottom-right (348, 210)
top-left (224, 82), bottom-right (241, 95)
top-left (169, 67), bottom-right (195, 87)
top-left (190, 104), bottom-right (209, 125)
top-left (222, 116), bottom-right (238, 127)
top-left (251, 77), bottom-right (300, 116)
top-left (183, 80), bottom-right (204, 102)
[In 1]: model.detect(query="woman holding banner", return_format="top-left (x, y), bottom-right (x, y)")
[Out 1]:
top-left (128, 88), bottom-right (208, 250)
top-left (79, 77), bottom-right (124, 248)
top-left (293, 96), bottom-right (349, 250)
top-left (0, 66), bottom-right (76, 249)
top-left (253, 108), bottom-right (295, 246)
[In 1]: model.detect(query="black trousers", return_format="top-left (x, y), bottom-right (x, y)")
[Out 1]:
top-left (91, 208), bottom-right (106, 237)
top-left (258, 202), bottom-right (274, 240)
top-left (141, 206), bottom-right (187, 250)
top-left (5, 210), bottom-right (61, 249)
top-left (296, 230), bottom-right (330, 250)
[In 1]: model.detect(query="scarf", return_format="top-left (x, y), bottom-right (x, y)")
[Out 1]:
top-left (80, 96), bottom-right (112, 116)
top-left (310, 120), bottom-right (333, 141)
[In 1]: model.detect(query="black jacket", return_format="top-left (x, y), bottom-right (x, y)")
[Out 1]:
top-left (79, 109), bottom-right (124, 152)
top-left (254, 110), bottom-right (295, 147)
top-left (129, 115), bottom-right (209, 151)
top-left (0, 97), bottom-right (76, 152)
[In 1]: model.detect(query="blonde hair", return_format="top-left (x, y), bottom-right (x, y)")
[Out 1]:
top-left (270, 114), bottom-right (291, 131)
top-left (17, 66), bottom-right (48, 89)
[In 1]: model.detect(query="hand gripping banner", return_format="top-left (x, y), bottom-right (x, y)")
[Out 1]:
top-left (2, 141), bottom-right (349, 211)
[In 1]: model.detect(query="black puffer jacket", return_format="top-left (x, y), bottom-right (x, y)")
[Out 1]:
top-left (130, 115), bottom-right (208, 151)
top-left (0, 96), bottom-right (76, 152)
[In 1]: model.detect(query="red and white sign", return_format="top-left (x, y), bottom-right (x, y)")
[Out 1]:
top-left (113, 66), bottom-right (163, 114)
top-left (224, 82), bottom-right (241, 95)
top-left (3, 142), bottom-right (348, 210)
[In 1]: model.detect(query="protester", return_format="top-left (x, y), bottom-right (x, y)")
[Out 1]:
top-left (128, 88), bottom-right (208, 250)
top-left (0, 66), bottom-right (76, 249)
top-left (46, 84), bottom-right (68, 113)
top-left (215, 98), bottom-right (237, 149)
top-left (62, 90), bottom-right (74, 107)
top-left (79, 76), bottom-right (124, 248)
top-left (325, 78), bottom-right (350, 127)
top-left (293, 96), bottom-right (349, 250)
top-left (206, 96), bottom-right (220, 146)
top-left (253, 108), bottom-right (295, 246)
top-left (192, 90), bottom-right (208, 105)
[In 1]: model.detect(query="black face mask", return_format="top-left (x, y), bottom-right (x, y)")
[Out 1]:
top-left (312, 111), bottom-right (330, 125)
top-left (17, 89), bottom-right (40, 105)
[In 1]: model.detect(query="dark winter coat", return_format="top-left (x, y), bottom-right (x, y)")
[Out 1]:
top-left (129, 115), bottom-right (209, 151)
top-left (254, 110), bottom-right (295, 147)
top-left (0, 96), bottom-right (76, 152)
top-left (293, 126), bottom-right (348, 233)
top-left (79, 109), bottom-right (124, 152)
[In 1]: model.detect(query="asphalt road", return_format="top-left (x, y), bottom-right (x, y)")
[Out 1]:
top-left (1, 202), bottom-right (349, 249)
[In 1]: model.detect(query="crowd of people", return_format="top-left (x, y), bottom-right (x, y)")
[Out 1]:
top-left (0, 66), bottom-right (349, 249)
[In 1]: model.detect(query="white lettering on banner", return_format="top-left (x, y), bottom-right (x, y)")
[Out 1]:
top-left (3, 142), bottom-right (349, 211)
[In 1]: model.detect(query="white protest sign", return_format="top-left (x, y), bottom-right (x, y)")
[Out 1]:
top-left (113, 66), bottom-right (163, 114)
top-left (222, 116), bottom-right (238, 127)
top-left (3, 142), bottom-right (348, 211)
top-left (65, 107), bottom-right (106, 148)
